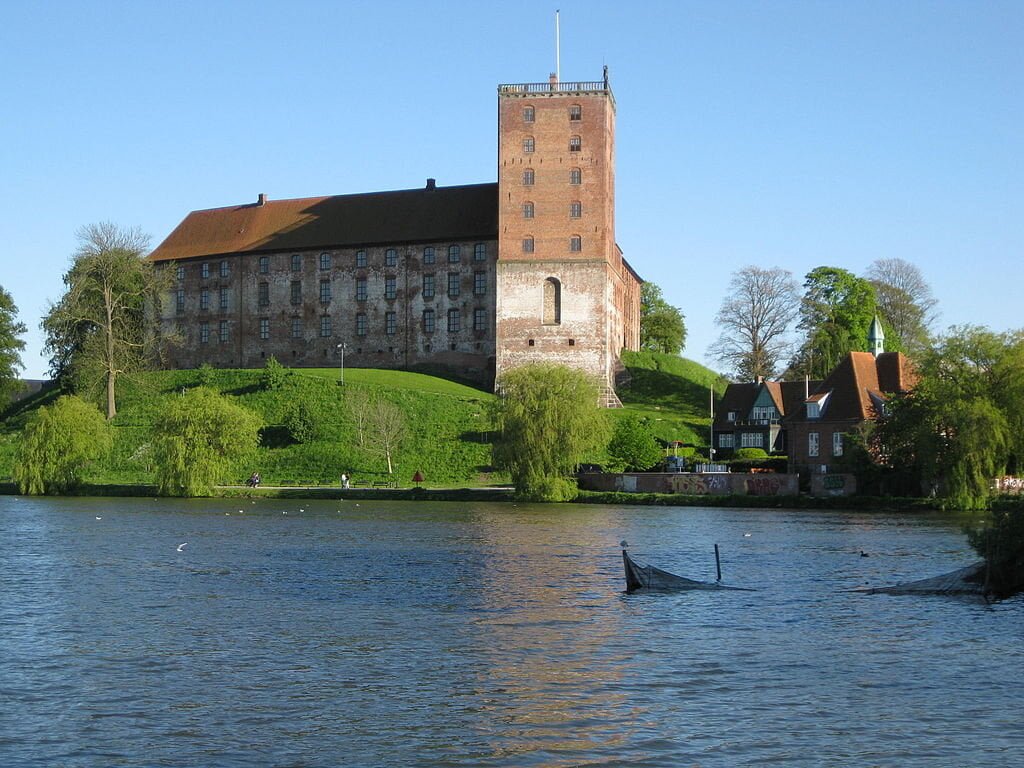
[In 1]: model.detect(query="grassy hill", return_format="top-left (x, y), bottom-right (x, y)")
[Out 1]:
top-left (0, 353), bottom-right (725, 488)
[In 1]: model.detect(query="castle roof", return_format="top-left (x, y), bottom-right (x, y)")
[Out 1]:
top-left (149, 182), bottom-right (499, 262)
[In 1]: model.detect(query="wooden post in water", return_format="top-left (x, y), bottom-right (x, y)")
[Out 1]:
top-left (714, 543), bottom-right (722, 582)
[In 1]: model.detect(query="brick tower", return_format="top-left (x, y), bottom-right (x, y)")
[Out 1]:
top-left (494, 70), bottom-right (640, 404)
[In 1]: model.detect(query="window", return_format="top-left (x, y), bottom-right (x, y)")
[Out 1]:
top-left (473, 243), bottom-right (486, 261)
top-left (175, 289), bottom-right (185, 314)
top-left (259, 256), bottom-right (269, 274)
top-left (219, 260), bottom-right (230, 278)
top-left (569, 135), bottom-right (581, 152)
top-left (522, 201), bottom-right (534, 219)
top-left (355, 313), bottom-right (367, 336)
top-left (523, 136), bottom-right (535, 153)
top-left (448, 245), bottom-right (461, 263)
top-left (291, 254), bottom-right (302, 272)
top-left (291, 317), bottom-right (302, 339)
top-left (473, 308), bottom-right (487, 332)
top-left (727, 411), bottom-right (737, 422)
top-left (423, 246), bottom-right (435, 265)
top-left (319, 252), bottom-right (331, 271)
top-left (570, 168), bottom-right (582, 185)
top-left (199, 322), bottom-right (210, 344)
top-left (356, 250), bottom-right (367, 268)
top-left (522, 236), bottom-right (534, 254)
top-left (385, 276), bottom-right (397, 300)
top-left (474, 271), bottom-right (486, 295)
top-left (385, 248), bottom-right (397, 267)
top-left (809, 432), bottom-right (820, 458)
top-left (448, 272), bottom-right (460, 297)
top-left (385, 311), bottom-right (396, 335)
top-left (319, 279), bottom-right (332, 304)
top-left (833, 432), bottom-right (844, 457)
top-left (447, 308), bottom-right (461, 333)
top-left (258, 282), bottom-right (269, 307)
top-left (543, 277), bottom-right (561, 325)
top-left (569, 104), bottom-right (581, 121)
top-left (200, 289), bottom-right (209, 310)
top-left (569, 235), bottom-right (582, 252)
top-left (522, 169), bottom-right (534, 186)
top-left (741, 432), bottom-right (764, 448)
top-left (356, 278), bottom-right (367, 301)
top-left (422, 309), bottom-right (435, 333)
top-left (219, 320), bottom-right (229, 343)
top-left (201, 262), bottom-right (210, 279)
top-left (320, 315), bottom-right (332, 337)
top-left (752, 406), bottom-right (778, 421)
top-left (422, 273), bottom-right (435, 299)
top-left (807, 402), bottom-right (821, 418)
top-left (290, 281), bottom-right (301, 305)
top-left (219, 287), bottom-right (229, 310)
top-left (718, 433), bottom-right (735, 448)
top-left (259, 318), bottom-right (269, 341)
top-left (570, 201), bottom-right (582, 219)
top-left (523, 105), bottom-right (535, 122)
top-left (175, 265), bottom-right (185, 281)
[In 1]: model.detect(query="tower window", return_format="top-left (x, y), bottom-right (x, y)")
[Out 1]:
top-left (569, 104), bottom-right (582, 121)
top-left (522, 169), bottom-right (535, 186)
top-left (569, 235), bottom-right (582, 252)
top-left (522, 201), bottom-right (534, 219)
top-left (543, 277), bottom-right (561, 325)
top-left (570, 201), bottom-right (582, 219)
top-left (523, 137), bottom-right (535, 153)
top-left (522, 236), bottom-right (534, 254)
top-left (523, 106), bottom-right (535, 122)
top-left (569, 136), bottom-right (581, 152)
top-left (570, 168), bottom-right (581, 185)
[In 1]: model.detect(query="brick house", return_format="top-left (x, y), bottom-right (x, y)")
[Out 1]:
top-left (713, 379), bottom-right (820, 458)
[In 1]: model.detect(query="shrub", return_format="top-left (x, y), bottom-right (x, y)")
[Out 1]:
top-left (262, 356), bottom-right (288, 391)
top-left (734, 447), bottom-right (769, 460)
top-left (195, 363), bottom-right (216, 388)
top-left (282, 397), bottom-right (318, 444)
top-left (14, 395), bottom-right (111, 494)
top-left (607, 413), bottom-right (664, 472)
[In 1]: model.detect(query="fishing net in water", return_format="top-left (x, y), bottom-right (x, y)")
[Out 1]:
top-left (622, 550), bottom-right (752, 593)
top-left (856, 562), bottom-right (988, 597)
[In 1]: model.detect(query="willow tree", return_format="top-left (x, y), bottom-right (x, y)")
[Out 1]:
top-left (14, 395), bottom-right (111, 494)
top-left (0, 284), bottom-right (27, 404)
top-left (493, 363), bottom-right (610, 501)
top-left (152, 387), bottom-right (261, 496)
top-left (43, 223), bottom-right (168, 419)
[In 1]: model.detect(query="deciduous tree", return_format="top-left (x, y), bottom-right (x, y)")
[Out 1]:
top-left (865, 258), bottom-right (937, 354)
top-left (709, 266), bottom-right (799, 380)
top-left (606, 413), bottom-right (664, 472)
top-left (0, 285), bottom-right (27, 405)
top-left (14, 395), bottom-right (111, 494)
top-left (493, 363), bottom-right (610, 501)
top-left (640, 282), bottom-right (687, 354)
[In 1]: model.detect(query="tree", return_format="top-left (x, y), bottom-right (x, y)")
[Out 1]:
top-left (709, 266), bottom-right (800, 380)
top-left (364, 393), bottom-right (406, 474)
top-left (14, 395), bottom-right (111, 494)
top-left (0, 285), bottom-right (27, 405)
top-left (42, 222), bottom-right (168, 419)
top-left (152, 387), bottom-right (261, 496)
top-left (789, 266), bottom-right (878, 379)
top-left (872, 326), bottom-right (1024, 509)
top-left (606, 413), bottom-right (664, 472)
top-left (865, 258), bottom-right (937, 354)
top-left (493, 363), bottom-right (610, 501)
top-left (640, 282), bottom-right (687, 354)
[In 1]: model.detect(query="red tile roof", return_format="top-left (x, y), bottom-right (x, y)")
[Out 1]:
top-left (149, 183), bottom-right (499, 262)
top-left (789, 351), bottom-right (916, 423)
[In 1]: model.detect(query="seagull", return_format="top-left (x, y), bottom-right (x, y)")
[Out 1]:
top-left (282, 510), bottom-right (288, 515)
top-left (95, 516), bottom-right (102, 520)
top-left (177, 543), bottom-right (188, 552)
top-left (743, 533), bottom-right (752, 538)
top-left (620, 540), bottom-right (629, 549)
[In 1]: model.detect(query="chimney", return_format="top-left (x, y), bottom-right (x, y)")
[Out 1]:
top-left (425, 178), bottom-right (436, 191)
top-left (549, 72), bottom-right (559, 87)
top-left (257, 193), bottom-right (267, 206)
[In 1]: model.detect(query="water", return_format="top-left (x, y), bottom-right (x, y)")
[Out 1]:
top-left (1, 496), bottom-right (1022, 767)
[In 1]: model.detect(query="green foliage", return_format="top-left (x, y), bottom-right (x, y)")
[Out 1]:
top-left (195, 363), bottom-right (216, 388)
top-left (733, 447), bottom-right (768, 460)
top-left (262, 356), bottom-right (288, 391)
top-left (0, 285), bottom-right (27, 405)
top-left (493, 364), bottom-right (610, 500)
top-left (606, 413), bottom-right (664, 472)
top-left (152, 387), bottom-right (261, 496)
top-left (14, 395), bottom-right (111, 494)
top-left (967, 506), bottom-right (1024, 598)
top-left (640, 282), bottom-right (687, 354)
top-left (282, 396), bottom-right (318, 444)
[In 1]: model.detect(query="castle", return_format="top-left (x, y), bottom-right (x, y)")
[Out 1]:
top-left (149, 71), bottom-right (642, 401)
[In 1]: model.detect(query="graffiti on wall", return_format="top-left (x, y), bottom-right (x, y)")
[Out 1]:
top-left (669, 474), bottom-right (730, 495)
top-left (745, 476), bottom-right (783, 495)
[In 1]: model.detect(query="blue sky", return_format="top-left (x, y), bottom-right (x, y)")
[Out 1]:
top-left (2, 0), bottom-right (1021, 379)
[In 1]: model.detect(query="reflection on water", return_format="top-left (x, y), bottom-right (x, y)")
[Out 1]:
top-left (1, 496), bottom-right (1022, 767)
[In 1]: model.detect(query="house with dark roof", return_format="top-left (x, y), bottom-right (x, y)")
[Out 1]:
top-left (149, 72), bottom-right (642, 401)
top-left (713, 379), bottom-right (820, 458)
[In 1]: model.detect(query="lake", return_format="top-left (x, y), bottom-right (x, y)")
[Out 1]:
top-left (1, 496), bottom-right (1022, 767)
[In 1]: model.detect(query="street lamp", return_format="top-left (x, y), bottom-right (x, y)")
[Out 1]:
top-left (336, 342), bottom-right (347, 386)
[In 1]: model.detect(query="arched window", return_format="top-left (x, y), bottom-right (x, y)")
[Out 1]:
top-left (569, 168), bottom-right (581, 185)
top-left (569, 135), bottom-right (581, 152)
top-left (523, 105), bottom-right (535, 123)
top-left (523, 169), bottom-right (535, 186)
top-left (522, 201), bottom-right (534, 219)
top-left (569, 104), bottom-right (582, 121)
top-left (523, 136), bottom-right (535, 153)
top-left (569, 201), bottom-right (582, 219)
top-left (543, 278), bottom-right (561, 325)
top-left (522, 236), bottom-right (534, 254)
top-left (569, 235), bottom-right (582, 252)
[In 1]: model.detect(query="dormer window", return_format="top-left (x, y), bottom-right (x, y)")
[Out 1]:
top-left (727, 411), bottom-right (737, 422)
top-left (807, 402), bottom-right (820, 419)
